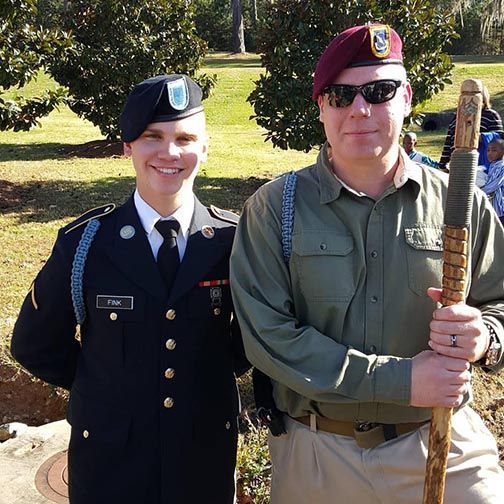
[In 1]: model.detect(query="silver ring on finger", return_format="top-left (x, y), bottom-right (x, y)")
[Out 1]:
top-left (450, 334), bottom-right (458, 347)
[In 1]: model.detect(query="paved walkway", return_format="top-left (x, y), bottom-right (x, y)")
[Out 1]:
top-left (0, 420), bottom-right (69, 504)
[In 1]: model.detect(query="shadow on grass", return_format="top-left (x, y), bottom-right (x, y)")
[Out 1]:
top-left (204, 56), bottom-right (261, 69)
top-left (422, 90), bottom-right (504, 132)
top-left (0, 143), bottom-right (68, 162)
top-left (0, 140), bottom-right (124, 162)
top-left (0, 175), bottom-right (270, 224)
top-left (451, 55), bottom-right (504, 64)
top-left (435, 90), bottom-right (504, 116)
top-left (204, 50), bottom-right (261, 67)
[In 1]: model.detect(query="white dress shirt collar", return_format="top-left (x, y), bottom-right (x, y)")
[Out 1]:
top-left (134, 190), bottom-right (193, 237)
top-left (133, 189), bottom-right (194, 260)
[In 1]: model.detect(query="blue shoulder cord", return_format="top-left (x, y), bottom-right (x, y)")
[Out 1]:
top-left (281, 171), bottom-right (298, 263)
top-left (71, 219), bottom-right (101, 342)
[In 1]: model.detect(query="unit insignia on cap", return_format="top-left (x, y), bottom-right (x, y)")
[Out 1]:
top-left (119, 74), bottom-right (204, 142)
top-left (370, 25), bottom-right (391, 58)
top-left (168, 78), bottom-right (189, 111)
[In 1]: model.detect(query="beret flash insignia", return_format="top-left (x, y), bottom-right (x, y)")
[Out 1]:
top-left (370, 25), bottom-right (391, 58)
top-left (167, 77), bottom-right (189, 111)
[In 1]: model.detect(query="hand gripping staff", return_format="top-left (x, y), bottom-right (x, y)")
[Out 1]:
top-left (422, 79), bottom-right (483, 504)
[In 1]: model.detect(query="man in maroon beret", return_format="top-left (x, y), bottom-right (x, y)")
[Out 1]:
top-left (231, 23), bottom-right (504, 502)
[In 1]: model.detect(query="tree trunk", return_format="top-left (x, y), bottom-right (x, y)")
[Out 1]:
top-left (232, 0), bottom-right (246, 53)
top-left (251, 0), bottom-right (258, 28)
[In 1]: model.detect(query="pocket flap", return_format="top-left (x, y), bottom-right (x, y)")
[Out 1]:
top-left (292, 232), bottom-right (354, 256)
top-left (404, 226), bottom-right (443, 251)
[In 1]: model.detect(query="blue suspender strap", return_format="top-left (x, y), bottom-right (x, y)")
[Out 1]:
top-left (281, 171), bottom-right (298, 263)
top-left (71, 219), bottom-right (101, 341)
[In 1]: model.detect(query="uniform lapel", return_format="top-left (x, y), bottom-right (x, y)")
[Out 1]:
top-left (169, 198), bottom-right (229, 304)
top-left (105, 195), bottom-right (167, 301)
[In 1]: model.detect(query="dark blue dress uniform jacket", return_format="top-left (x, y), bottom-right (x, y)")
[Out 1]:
top-left (11, 195), bottom-right (249, 504)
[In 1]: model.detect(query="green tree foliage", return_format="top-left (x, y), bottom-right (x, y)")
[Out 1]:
top-left (443, 0), bottom-right (504, 54)
top-left (0, 0), bottom-right (72, 131)
top-left (249, 0), bottom-right (457, 152)
top-left (193, 0), bottom-right (267, 52)
top-left (49, 0), bottom-right (213, 140)
top-left (446, 0), bottom-right (504, 40)
top-left (194, 0), bottom-right (232, 50)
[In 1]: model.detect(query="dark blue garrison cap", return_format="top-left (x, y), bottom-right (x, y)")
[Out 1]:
top-left (120, 74), bottom-right (204, 142)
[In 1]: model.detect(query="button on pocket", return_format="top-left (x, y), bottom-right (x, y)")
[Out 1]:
top-left (292, 231), bottom-right (356, 301)
top-left (404, 226), bottom-right (444, 296)
top-left (85, 288), bottom-right (145, 368)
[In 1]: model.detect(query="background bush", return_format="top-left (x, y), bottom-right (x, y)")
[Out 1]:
top-left (48, 0), bottom-right (214, 140)
top-left (248, 0), bottom-right (457, 151)
top-left (0, 0), bottom-right (72, 131)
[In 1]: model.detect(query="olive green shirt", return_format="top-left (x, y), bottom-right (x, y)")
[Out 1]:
top-left (230, 144), bottom-right (504, 423)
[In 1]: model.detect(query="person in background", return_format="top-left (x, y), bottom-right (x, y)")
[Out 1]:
top-left (439, 85), bottom-right (503, 170)
top-left (11, 74), bottom-right (248, 504)
top-left (475, 131), bottom-right (502, 188)
top-left (481, 138), bottom-right (504, 226)
top-left (230, 23), bottom-right (504, 503)
top-left (402, 131), bottom-right (440, 168)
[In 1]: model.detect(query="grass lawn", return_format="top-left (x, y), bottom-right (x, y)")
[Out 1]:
top-left (1, 53), bottom-right (504, 501)
top-left (1, 52), bottom-right (504, 354)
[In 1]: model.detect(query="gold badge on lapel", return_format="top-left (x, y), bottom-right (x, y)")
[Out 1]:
top-left (201, 225), bottom-right (215, 239)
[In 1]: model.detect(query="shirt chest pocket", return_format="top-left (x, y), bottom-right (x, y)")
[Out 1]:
top-left (291, 232), bottom-right (356, 301)
top-left (404, 226), bottom-right (444, 296)
top-left (83, 289), bottom-right (146, 368)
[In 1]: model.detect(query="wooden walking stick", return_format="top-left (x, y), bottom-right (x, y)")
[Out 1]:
top-left (422, 79), bottom-right (483, 504)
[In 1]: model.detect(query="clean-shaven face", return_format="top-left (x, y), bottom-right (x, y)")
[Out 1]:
top-left (123, 113), bottom-right (208, 208)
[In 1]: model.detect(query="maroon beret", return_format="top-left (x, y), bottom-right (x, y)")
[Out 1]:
top-left (312, 24), bottom-right (403, 100)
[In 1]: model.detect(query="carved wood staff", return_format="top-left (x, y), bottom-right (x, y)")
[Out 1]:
top-left (422, 78), bottom-right (483, 504)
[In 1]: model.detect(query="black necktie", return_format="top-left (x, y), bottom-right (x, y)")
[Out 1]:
top-left (155, 219), bottom-right (181, 293)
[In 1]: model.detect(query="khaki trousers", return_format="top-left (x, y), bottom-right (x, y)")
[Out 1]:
top-left (268, 407), bottom-right (504, 503)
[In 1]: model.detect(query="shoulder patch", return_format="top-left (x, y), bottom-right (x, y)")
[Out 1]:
top-left (208, 205), bottom-right (239, 225)
top-left (64, 203), bottom-right (116, 235)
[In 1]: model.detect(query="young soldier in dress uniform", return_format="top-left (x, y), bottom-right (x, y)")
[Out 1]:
top-left (11, 74), bottom-right (248, 504)
top-left (230, 25), bottom-right (504, 503)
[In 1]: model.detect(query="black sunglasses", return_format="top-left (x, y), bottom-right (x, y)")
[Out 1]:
top-left (323, 80), bottom-right (403, 108)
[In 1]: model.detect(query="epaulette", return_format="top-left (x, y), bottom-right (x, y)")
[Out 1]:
top-left (64, 203), bottom-right (116, 235)
top-left (208, 205), bottom-right (239, 225)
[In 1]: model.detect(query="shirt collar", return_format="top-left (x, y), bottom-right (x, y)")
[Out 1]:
top-left (133, 189), bottom-right (194, 239)
top-left (397, 147), bottom-right (423, 190)
top-left (317, 143), bottom-right (422, 204)
top-left (318, 143), bottom-right (344, 204)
